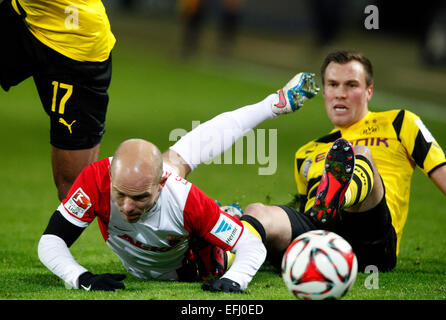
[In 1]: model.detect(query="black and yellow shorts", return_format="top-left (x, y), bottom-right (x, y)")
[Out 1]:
top-left (0, 0), bottom-right (111, 150)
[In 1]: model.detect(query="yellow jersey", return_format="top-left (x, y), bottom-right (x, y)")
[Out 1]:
top-left (12, 0), bottom-right (115, 62)
top-left (294, 110), bottom-right (446, 254)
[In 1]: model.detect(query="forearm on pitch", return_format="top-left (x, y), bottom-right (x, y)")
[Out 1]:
top-left (38, 209), bottom-right (88, 289)
top-left (223, 229), bottom-right (267, 290)
top-left (38, 234), bottom-right (88, 289)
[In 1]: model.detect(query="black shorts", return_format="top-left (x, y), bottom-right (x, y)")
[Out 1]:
top-left (0, 0), bottom-right (111, 150)
top-left (271, 196), bottom-right (397, 272)
top-left (336, 195), bottom-right (397, 272)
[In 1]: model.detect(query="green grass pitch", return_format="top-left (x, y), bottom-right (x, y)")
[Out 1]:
top-left (0, 28), bottom-right (445, 302)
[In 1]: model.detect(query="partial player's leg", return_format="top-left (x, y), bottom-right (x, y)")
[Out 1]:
top-left (338, 194), bottom-right (397, 272)
top-left (309, 139), bottom-right (396, 271)
top-left (0, 0), bottom-right (36, 91)
top-left (51, 145), bottom-right (101, 201)
top-left (340, 146), bottom-right (396, 271)
top-left (242, 203), bottom-right (291, 253)
top-left (343, 144), bottom-right (383, 213)
top-left (168, 72), bottom-right (319, 176)
top-left (310, 139), bottom-right (384, 226)
top-left (310, 138), bottom-right (356, 225)
top-left (33, 42), bottom-right (111, 201)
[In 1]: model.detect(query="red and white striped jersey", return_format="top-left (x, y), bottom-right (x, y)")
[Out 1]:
top-left (57, 157), bottom-right (244, 280)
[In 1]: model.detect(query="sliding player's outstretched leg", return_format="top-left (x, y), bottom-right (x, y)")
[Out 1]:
top-left (272, 72), bottom-right (320, 115)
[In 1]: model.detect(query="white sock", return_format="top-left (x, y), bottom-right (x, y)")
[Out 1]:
top-left (170, 93), bottom-right (277, 171)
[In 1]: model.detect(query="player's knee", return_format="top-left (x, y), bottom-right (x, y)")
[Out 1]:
top-left (241, 203), bottom-right (266, 243)
top-left (244, 203), bottom-right (273, 227)
top-left (354, 144), bottom-right (378, 176)
top-left (351, 144), bottom-right (385, 208)
top-left (244, 202), bottom-right (265, 217)
top-left (243, 203), bottom-right (292, 247)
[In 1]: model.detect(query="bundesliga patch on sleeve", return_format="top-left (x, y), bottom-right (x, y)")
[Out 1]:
top-left (210, 214), bottom-right (242, 247)
top-left (64, 188), bottom-right (92, 219)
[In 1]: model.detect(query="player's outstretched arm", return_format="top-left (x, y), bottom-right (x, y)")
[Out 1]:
top-left (38, 210), bottom-right (126, 291)
top-left (164, 72), bottom-right (319, 179)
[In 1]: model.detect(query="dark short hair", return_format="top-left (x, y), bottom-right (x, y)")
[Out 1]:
top-left (321, 50), bottom-right (374, 87)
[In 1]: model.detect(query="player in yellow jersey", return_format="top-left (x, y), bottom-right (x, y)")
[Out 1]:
top-left (0, 0), bottom-right (115, 200)
top-left (239, 51), bottom-right (446, 272)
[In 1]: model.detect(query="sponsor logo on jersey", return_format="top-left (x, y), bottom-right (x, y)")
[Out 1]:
top-left (117, 234), bottom-right (186, 252)
top-left (64, 187), bottom-right (92, 218)
top-left (215, 220), bottom-right (232, 233)
top-left (314, 137), bottom-right (390, 163)
top-left (361, 119), bottom-right (379, 135)
top-left (210, 214), bottom-right (242, 247)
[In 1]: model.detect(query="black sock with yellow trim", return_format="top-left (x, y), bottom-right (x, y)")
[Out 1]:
top-left (223, 215), bottom-right (266, 270)
top-left (240, 215), bottom-right (287, 270)
top-left (239, 215), bottom-right (266, 243)
top-left (342, 155), bottom-right (374, 208)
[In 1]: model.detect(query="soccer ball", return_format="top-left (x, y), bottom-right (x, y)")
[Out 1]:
top-left (281, 230), bottom-right (357, 300)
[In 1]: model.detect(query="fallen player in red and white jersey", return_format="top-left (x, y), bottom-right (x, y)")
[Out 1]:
top-left (37, 72), bottom-right (318, 292)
